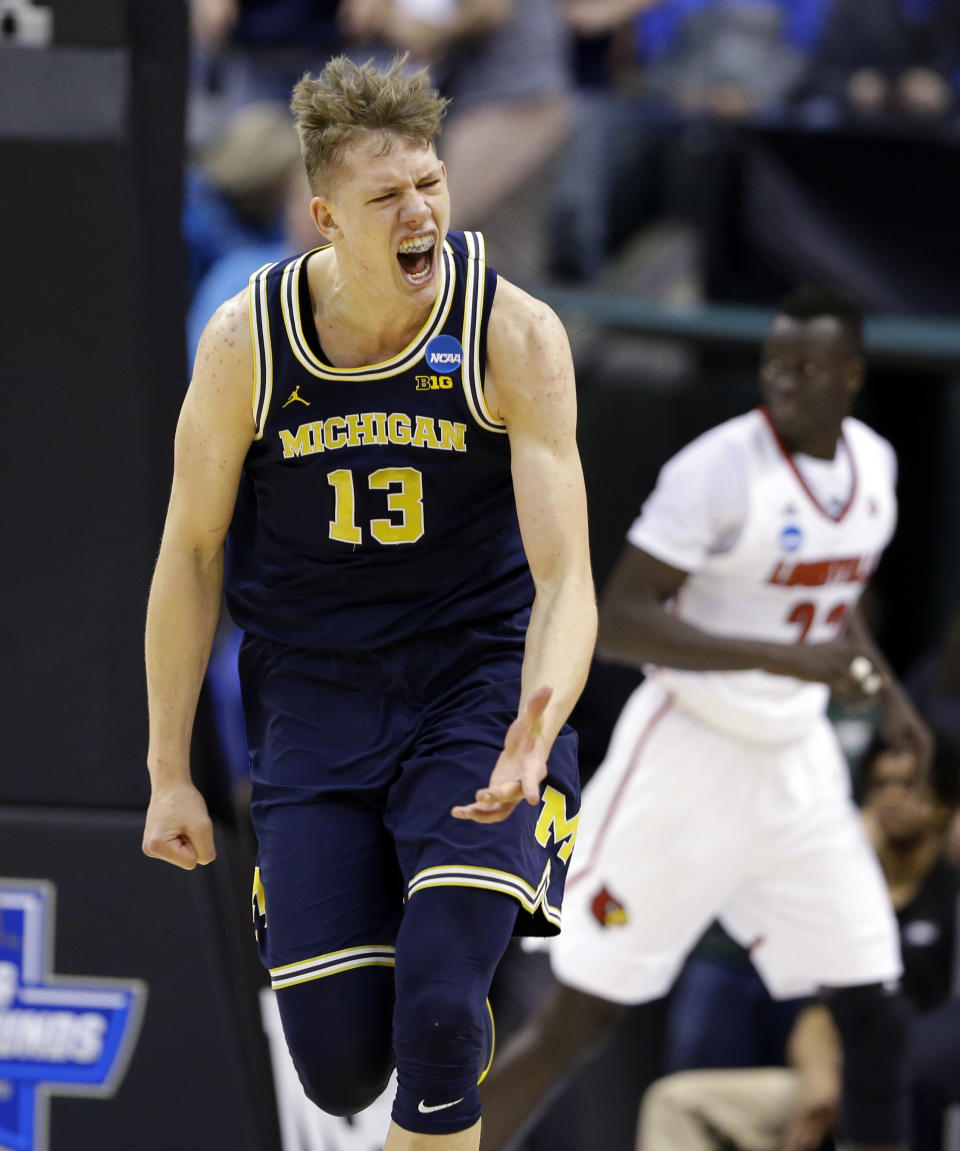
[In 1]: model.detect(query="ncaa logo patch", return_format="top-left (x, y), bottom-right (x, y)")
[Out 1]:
top-left (424, 335), bottom-right (463, 373)
top-left (0, 879), bottom-right (146, 1151)
top-left (778, 524), bottom-right (804, 553)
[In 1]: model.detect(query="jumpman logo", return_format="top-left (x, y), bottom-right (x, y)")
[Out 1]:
top-left (282, 385), bottom-right (310, 408)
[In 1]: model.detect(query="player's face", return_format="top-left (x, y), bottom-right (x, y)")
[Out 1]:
top-left (866, 751), bottom-right (938, 843)
top-left (314, 132), bottom-right (450, 305)
top-left (760, 315), bottom-right (863, 454)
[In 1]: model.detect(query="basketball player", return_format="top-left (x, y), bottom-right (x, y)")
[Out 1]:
top-left (141, 57), bottom-right (596, 1151)
top-left (479, 287), bottom-right (933, 1151)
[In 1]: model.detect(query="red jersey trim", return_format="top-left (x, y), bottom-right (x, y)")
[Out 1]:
top-left (566, 694), bottom-right (673, 892)
top-left (759, 407), bottom-right (858, 524)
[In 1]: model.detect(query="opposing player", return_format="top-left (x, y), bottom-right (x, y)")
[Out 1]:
top-left (142, 57), bottom-right (595, 1151)
top-left (479, 286), bottom-right (932, 1151)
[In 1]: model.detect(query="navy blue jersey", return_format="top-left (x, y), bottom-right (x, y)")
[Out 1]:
top-left (225, 230), bottom-right (534, 651)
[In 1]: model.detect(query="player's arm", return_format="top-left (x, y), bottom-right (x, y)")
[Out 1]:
top-left (781, 1003), bottom-right (842, 1151)
top-left (452, 281), bottom-right (596, 823)
top-left (845, 605), bottom-right (933, 770)
top-left (142, 291), bottom-right (256, 869)
top-left (597, 543), bottom-right (886, 695)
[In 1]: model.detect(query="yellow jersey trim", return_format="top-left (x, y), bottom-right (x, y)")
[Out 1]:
top-left (478, 998), bottom-right (495, 1085)
top-left (407, 861), bottom-right (560, 928)
top-left (279, 242), bottom-right (456, 381)
top-left (268, 943), bottom-right (397, 990)
top-left (249, 261), bottom-right (275, 440)
top-left (460, 231), bottom-right (507, 435)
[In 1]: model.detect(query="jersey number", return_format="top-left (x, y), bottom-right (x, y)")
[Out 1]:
top-left (327, 467), bottom-right (425, 545)
top-left (786, 601), bottom-right (850, 643)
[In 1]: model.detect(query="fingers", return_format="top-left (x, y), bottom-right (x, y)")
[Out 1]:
top-left (847, 655), bottom-right (883, 696)
top-left (192, 821), bottom-right (218, 866)
top-left (453, 686), bottom-right (553, 823)
top-left (143, 832), bottom-right (199, 870)
top-left (451, 801), bottom-right (517, 823)
top-left (452, 779), bottom-right (525, 823)
top-left (142, 824), bottom-right (217, 870)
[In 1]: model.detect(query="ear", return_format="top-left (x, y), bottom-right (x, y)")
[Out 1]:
top-left (311, 196), bottom-right (338, 238)
top-left (846, 356), bottom-right (865, 395)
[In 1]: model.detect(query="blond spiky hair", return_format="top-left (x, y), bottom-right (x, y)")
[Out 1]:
top-left (290, 55), bottom-right (449, 192)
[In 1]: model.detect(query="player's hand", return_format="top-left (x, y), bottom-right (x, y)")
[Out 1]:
top-left (780, 1070), bottom-right (840, 1151)
top-left (451, 685), bottom-right (553, 824)
top-left (877, 682), bottom-right (935, 781)
top-left (769, 640), bottom-right (884, 701)
top-left (142, 780), bottom-right (217, 870)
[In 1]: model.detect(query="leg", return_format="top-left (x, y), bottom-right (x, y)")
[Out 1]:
top-left (275, 965), bottom-right (395, 1115)
top-left (478, 979), bottom-right (625, 1151)
top-left (907, 998), bottom-right (960, 1151)
top-left (240, 635), bottom-right (415, 1113)
top-left (252, 795), bottom-right (404, 1116)
top-left (477, 688), bottom-right (752, 1149)
top-left (638, 1068), bottom-right (799, 1151)
top-left (387, 887), bottom-right (518, 1151)
top-left (824, 982), bottom-right (911, 1151)
top-left (723, 720), bottom-right (907, 1150)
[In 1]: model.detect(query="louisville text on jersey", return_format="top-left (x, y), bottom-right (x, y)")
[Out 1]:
top-left (766, 553), bottom-right (880, 588)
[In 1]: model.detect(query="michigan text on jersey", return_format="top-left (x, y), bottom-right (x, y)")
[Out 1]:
top-left (279, 412), bottom-right (468, 459)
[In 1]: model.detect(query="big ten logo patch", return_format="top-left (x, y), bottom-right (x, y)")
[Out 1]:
top-left (534, 787), bottom-right (578, 864)
top-left (415, 375), bottom-right (454, 391)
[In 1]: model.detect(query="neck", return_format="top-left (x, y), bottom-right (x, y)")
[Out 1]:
top-left (781, 424), bottom-right (843, 461)
top-left (310, 249), bottom-right (438, 364)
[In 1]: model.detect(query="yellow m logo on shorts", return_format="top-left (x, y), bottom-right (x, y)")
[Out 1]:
top-left (534, 786), bottom-right (579, 864)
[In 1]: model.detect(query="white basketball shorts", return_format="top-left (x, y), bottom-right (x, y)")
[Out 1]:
top-left (552, 679), bottom-right (902, 1002)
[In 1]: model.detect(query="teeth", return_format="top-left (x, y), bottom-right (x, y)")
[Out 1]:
top-left (398, 235), bottom-right (435, 254)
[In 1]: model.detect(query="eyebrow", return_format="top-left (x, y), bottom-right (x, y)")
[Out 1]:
top-left (367, 168), bottom-right (443, 197)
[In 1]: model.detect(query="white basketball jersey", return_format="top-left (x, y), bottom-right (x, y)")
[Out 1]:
top-left (628, 408), bottom-right (898, 743)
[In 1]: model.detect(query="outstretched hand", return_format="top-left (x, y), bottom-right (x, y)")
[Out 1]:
top-left (451, 685), bottom-right (553, 824)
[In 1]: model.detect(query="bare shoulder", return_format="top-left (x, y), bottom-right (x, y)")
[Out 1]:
top-left (486, 278), bottom-right (573, 421)
top-left (185, 288), bottom-right (257, 435)
top-left (192, 289), bottom-right (254, 389)
top-left (488, 277), bottom-right (569, 362)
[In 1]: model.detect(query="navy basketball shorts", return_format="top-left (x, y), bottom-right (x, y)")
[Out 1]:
top-left (238, 610), bottom-right (581, 991)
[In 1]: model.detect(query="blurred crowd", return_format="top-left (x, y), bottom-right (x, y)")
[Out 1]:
top-left (178, 3), bottom-right (960, 1149)
top-left (184, 0), bottom-right (960, 312)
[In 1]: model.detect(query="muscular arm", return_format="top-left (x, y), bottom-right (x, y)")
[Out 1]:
top-left (597, 543), bottom-right (888, 691)
top-left (142, 292), bottom-right (256, 868)
top-left (846, 605), bottom-right (933, 769)
top-left (453, 281), bottom-right (596, 821)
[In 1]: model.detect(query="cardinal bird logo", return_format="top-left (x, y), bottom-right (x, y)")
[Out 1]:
top-left (591, 885), bottom-right (629, 927)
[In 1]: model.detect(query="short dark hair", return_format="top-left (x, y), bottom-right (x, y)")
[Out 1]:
top-left (860, 730), bottom-right (960, 809)
top-left (776, 284), bottom-right (864, 354)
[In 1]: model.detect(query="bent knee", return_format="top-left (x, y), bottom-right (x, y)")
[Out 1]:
top-left (276, 968), bottom-right (395, 1117)
top-left (302, 1062), bottom-right (393, 1117)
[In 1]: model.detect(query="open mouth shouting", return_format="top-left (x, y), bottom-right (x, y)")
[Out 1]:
top-left (397, 234), bottom-right (436, 285)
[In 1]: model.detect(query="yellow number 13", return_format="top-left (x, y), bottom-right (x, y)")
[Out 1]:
top-left (327, 467), bottom-right (425, 545)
